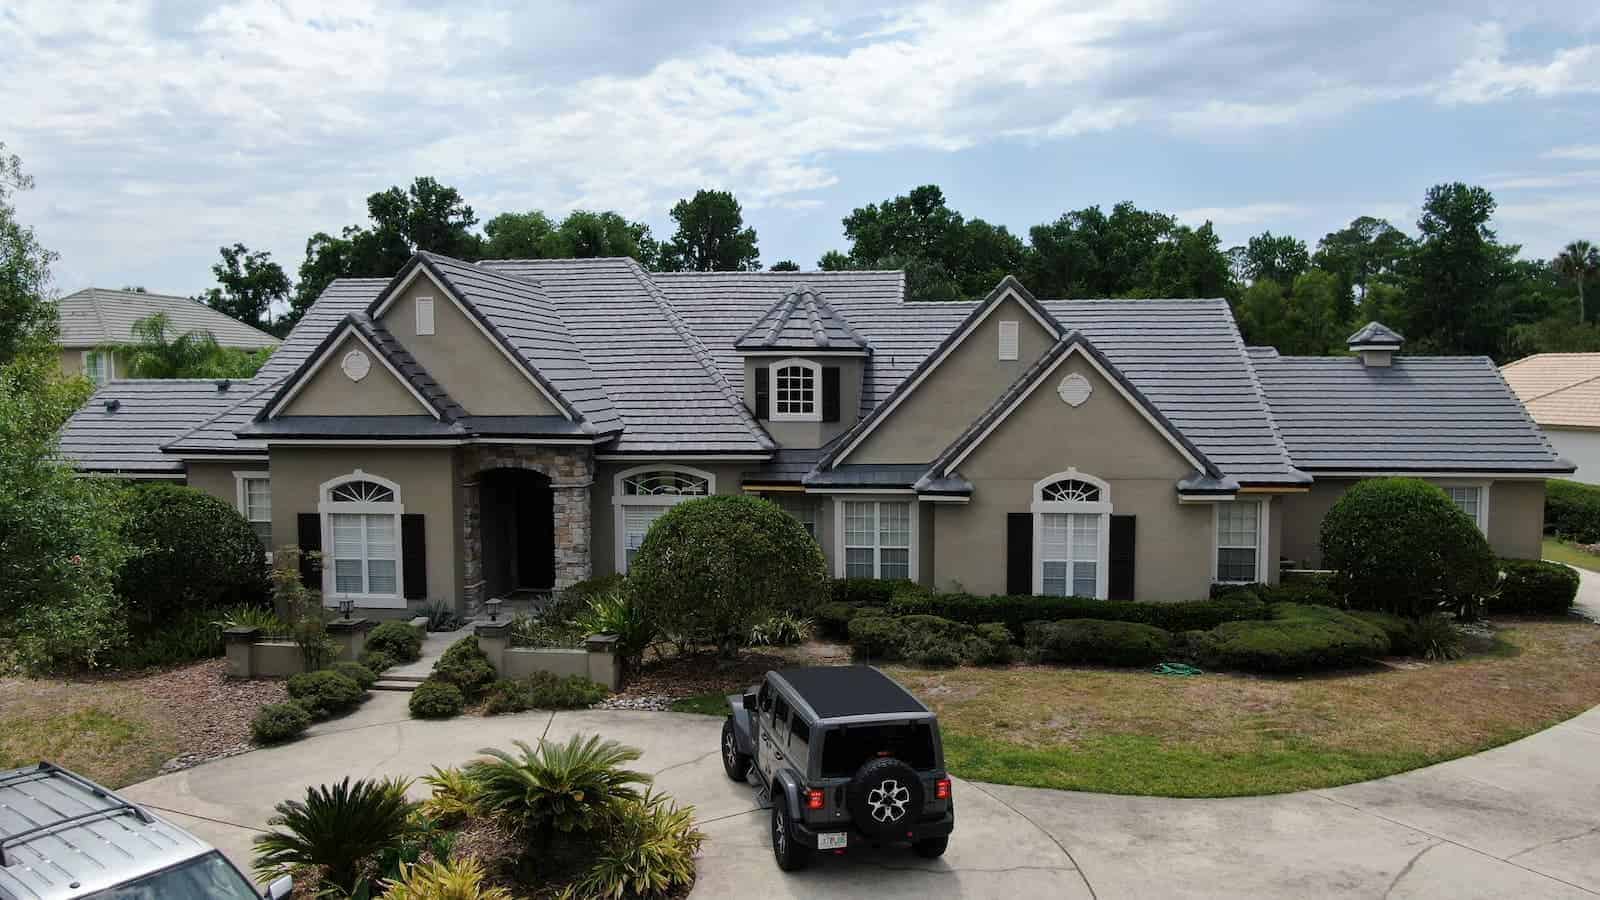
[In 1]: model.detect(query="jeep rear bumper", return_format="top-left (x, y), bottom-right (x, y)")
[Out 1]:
top-left (795, 808), bottom-right (955, 849)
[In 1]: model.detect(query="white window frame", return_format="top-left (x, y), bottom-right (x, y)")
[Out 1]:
top-left (1212, 497), bottom-right (1270, 585)
top-left (318, 470), bottom-right (405, 607)
top-left (1438, 481), bottom-right (1490, 533)
top-left (1031, 470), bottom-right (1111, 599)
top-left (234, 471), bottom-right (273, 555)
top-left (82, 350), bottom-right (113, 385)
top-left (998, 319), bottom-right (1019, 360)
top-left (769, 357), bottom-right (823, 422)
top-left (612, 464), bottom-right (716, 573)
top-left (833, 498), bottom-right (918, 581)
top-left (415, 296), bottom-right (435, 335)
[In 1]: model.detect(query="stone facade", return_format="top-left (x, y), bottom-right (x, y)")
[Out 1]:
top-left (458, 445), bottom-right (594, 612)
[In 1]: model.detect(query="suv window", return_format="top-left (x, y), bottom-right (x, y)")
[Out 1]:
top-left (819, 722), bottom-right (936, 777)
top-left (771, 695), bottom-right (790, 727)
top-left (789, 717), bottom-right (811, 749)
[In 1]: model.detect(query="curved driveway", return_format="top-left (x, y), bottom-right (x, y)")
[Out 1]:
top-left (123, 688), bottom-right (1600, 899)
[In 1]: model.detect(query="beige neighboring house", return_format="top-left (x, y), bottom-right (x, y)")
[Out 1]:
top-left (57, 254), bottom-right (1571, 619)
top-left (56, 288), bottom-right (280, 385)
top-left (1502, 353), bottom-right (1600, 484)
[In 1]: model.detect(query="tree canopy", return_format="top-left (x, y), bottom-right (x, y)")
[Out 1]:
top-left (114, 313), bottom-right (272, 379)
top-left (199, 242), bottom-right (290, 334)
top-left (659, 189), bottom-right (761, 272)
top-left (0, 144), bottom-right (58, 365)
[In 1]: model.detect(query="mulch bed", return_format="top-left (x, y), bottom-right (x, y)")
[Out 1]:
top-left (106, 659), bottom-right (287, 773)
top-left (603, 642), bottom-right (852, 709)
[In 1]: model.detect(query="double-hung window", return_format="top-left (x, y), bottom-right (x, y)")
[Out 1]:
top-left (83, 351), bottom-right (111, 385)
top-left (1032, 473), bottom-right (1111, 598)
top-left (614, 466), bottom-right (714, 573)
top-left (1442, 484), bottom-right (1487, 532)
top-left (319, 473), bottom-right (404, 604)
top-left (1214, 500), bottom-right (1265, 584)
top-left (840, 500), bottom-right (913, 580)
top-left (236, 474), bottom-right (272, 549)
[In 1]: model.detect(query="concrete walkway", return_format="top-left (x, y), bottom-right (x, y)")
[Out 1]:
top-left (383, 625), bottom-right (473, 679)
top-left (123, 689), bottom-right (1600, 899)
top-left (1569, 564), bottom-right (1600, 623)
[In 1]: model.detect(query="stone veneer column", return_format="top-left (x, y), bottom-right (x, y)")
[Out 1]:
top-left (459, 445), bottom-right (594, 614)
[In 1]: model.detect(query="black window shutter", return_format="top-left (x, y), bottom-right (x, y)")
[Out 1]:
top-left (296, 513), bottom-right (322, 588)
top-left (754, 366), bottom-right (770, 419)
top-left (1006, 513), bottom-right (1033, 596)
top-left (822, 367), bottom-right (841, 422)
top-left (402, 513), bottom-right (427, 600)
top-left (1109, 514), bottom-right (1136, 601)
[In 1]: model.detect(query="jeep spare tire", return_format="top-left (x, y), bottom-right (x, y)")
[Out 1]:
top-left (847, 757), bottom-right (925, 838)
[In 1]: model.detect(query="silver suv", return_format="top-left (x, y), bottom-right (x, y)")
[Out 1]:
top-left (0, 762), bottom-right (289, 900)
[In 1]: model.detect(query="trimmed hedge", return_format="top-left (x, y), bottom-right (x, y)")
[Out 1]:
top-left (116, 483), bottom-right (269, 624)
top-left (845, 613), bottom-right (1015, 666)
top-left (1025, 620), bottom-right (1173, 666)
top-left (251, 701), bottom-right (311, 744)
top-left (409, 679), bottom-right (465, 719)
top-left (888, 591), bottom-right (1267, 638)
top-left (1194, 604), bottom-right (1390, 673)
top-left (358, 649), bottom-right (394, 674)
top-left (286, 670), bottom-right (365, 719)
top-left (483, 672), bottom-right (610, 715)
top-left (1491, 559), bottom-right (1579, 615)
top-left (330, 661), bottom-right (378, 690)
top-left (430, 636), bottom-right (496, 700)
top-left (829, 578), bottom-right (900, 607)
top-left (815, 602), bottom-right (865, 639)
top-left (1350, 610), bottom-right (1414, 655)
top-left (366, 621), bottom-right (424, 662)
top-left (1545, 479), bottom-right (1600, 543)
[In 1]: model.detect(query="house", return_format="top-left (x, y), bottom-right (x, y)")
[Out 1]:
top-left (57, 254), bottom-right (1571, 616)
top-left (55, 288), bottom-right (280, 384)
top-left (1501, 353), bottom-right (1600, 484)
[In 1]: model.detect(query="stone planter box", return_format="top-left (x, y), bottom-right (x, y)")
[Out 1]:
top-left (224, 619), bottom-right (375, 679)
top-left (474, 622), bottom-right (622, 691)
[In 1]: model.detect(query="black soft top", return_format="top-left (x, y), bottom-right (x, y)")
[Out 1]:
top-left (773, 665), bottom-right (929, 721)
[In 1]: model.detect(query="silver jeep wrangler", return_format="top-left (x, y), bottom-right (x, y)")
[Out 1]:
top-left (0, 762), bottom-right (288, 900)
top-left (722, 665), bottom-right (955, 871)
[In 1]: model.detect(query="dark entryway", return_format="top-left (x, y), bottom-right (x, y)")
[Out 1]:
top-left (479, 469), bottom-right (554, 597)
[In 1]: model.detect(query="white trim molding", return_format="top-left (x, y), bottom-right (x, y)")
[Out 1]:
top-left (234, 470), bottom-right (273, 551)
top-left (612, 464), bottom-right (716, 573)
top-left (832, 496), bottom-right (919, 581)
top-left (1212, 497), bottom-right (1271, 585)
top-left (267, 324), bottom-right (439, 421)
top-left (317, 469), bottom-right (406, 608)
top-left (1030, 470), bottom-right (1111, 599)
top-left (768, 357), bottom-right (823, 422)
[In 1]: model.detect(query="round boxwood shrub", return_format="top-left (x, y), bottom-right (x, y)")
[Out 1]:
top-left (366, 621), bottom-right (424, 662)
top-left (409, 678), bottom-right (465, 719)
top-left (1197, 604), bottom-right (1389, 673)
top-left (1491, 559), bottom-right (1579, 615)
top-left (1545, 479), bottom-right (1600, 543)
top-left (330, 661), bottom-right (378, 690)
top-left (814, 602), bottom-right (863, 640)
top-left (251, 701), bottom-right (312, 744)
top-left (1320, 478), bottom-right (1497, 618)
top-left (847, 614), bottom-right (907, 659)
top-left (115, 483), bottom-right (269, 624)
top-left (629, 495), bottom-right (828, 657)
top-left (358, 649), bottom-right (395, 674)
top-left (1024, 619), bottom-right (1173, 666)
top-left (430, 636), bottom-right (496, 700)
top-left (286, 669), bottom-right (365, 719)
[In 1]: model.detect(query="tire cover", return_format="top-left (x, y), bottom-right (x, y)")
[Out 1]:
top-left (847, 757), bottom-right (926, 837)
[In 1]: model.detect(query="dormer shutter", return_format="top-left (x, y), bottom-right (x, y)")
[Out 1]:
top-left (754, 366), bottom-right (771, 419)
top-left (822, 367), bottom-right (840, 422)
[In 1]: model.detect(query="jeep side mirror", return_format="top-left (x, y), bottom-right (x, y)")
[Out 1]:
top-left (744, 692), bottom-right (758, 711)
top-left (265, 875), bottom-right (293, 899)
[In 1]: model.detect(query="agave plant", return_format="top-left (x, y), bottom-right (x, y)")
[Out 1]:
top-left (465, 735), bottom-right (650, 841)
top-left (418, 765), bottom-right (482, 826)
top-left (252, 776), bottom-right (414, 893)
top-left (380, 857), bottom-right (512, 900)
top-left (561, 789), bottom-right (705, 900)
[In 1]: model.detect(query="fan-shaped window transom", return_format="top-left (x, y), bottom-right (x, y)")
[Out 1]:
top-left (1040, 479), bottom-right (1101, 503)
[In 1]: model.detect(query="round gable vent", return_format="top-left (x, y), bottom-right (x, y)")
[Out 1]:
top-left (1057, 373), bottom-right (1092, 407)
top-left (342, 350), bottom-right (371, 382)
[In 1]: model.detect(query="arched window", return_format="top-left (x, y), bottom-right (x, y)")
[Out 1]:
top-left (613, 465), bottom-right (715, 573)
top-left (319, 470), bottom-right (404, 605)
top-left (1031, 470), bottom-right (1111, 599)
top-left (770, 358), bottom-right (821, 421)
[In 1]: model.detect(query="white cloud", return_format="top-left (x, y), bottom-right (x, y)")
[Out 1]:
top-left (1438, 24), bottom-right (1600, 103)
top-left (1544, 145), bottom-right (1600, 161)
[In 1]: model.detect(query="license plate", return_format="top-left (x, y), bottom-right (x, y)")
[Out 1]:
top-left (816, 831), bottom-right (848, 850)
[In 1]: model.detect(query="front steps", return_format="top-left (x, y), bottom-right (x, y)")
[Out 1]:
top-left (372, 674), bottom-right (427, 693)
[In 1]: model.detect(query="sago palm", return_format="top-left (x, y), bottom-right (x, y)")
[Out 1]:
top-left (1555, 239), bottom-right (1600, 323)
top-left (466, 735), bottom-right (650, 840)
top-left (252, 776), bottom-right (414, 893)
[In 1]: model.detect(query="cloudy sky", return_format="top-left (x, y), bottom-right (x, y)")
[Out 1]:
top-left (5, 0), bottom-right (1600, 297)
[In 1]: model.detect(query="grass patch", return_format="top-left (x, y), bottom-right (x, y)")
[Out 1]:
top-left (888, 619), bottom-right (1600, 797)
top-left (668, 692), bottom-right (731, 716)
top-left (0, 681), bottom-right (178, 787)
top-left (1542, 537), bottom-right (1600, 573)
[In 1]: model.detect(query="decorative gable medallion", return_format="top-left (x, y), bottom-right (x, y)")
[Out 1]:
top-left (1057, 373), bottom-right (1091, 407)
top-left (342, 350), bottom-right (371, 382)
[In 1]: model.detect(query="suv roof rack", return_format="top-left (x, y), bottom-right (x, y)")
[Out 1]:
top-left (0, 763), bottom-right (155, 867)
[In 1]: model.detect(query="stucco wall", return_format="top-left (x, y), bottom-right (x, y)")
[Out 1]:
top-left (848, 296), bottom-right (1054, 464)
top-left (743, 356), bottom-right (864, 449)
top-left (931, 352), bottom-right (1216, 602)
top-left (59, 348), bottom-right (127, 381)
top-left (267, 447), bottom-right (459, 608)
top-left (378, 277), bottom-right (559, 417)
top-left (1544, 427), bottom-right (1600, 485)
top-left (278, 333), bottom-right (430, 417)
top-left (1279, 477), bottom-right (1548, 566)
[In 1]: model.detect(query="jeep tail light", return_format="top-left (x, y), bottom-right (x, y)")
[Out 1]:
top-left (935, 778), bottom-right (951, 800)
top-left (806, 789), bottom-right (825, 810)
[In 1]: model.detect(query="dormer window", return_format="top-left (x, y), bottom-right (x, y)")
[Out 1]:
top-left (771, 358), bottom-right (822, 421)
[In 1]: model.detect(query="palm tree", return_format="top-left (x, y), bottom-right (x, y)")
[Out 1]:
top-left (1555, 240), bottom-right (1600, 323)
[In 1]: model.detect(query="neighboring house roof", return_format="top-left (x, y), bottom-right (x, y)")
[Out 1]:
top-left (1501, 352), bottom-right (1600, 429)
top-left (1249, 348), bottom-right (1572, 474)
top-left (56, 288), bottom-right (279, 349)
top-left (58, 380), bottom-right (246, 474)
top-left (733, 285), bottom-right (871, 353)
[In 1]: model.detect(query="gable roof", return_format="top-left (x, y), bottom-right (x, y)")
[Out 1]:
top-left (56, 288), bottom-right (279, 349)
top-left (1501, 353), bottom-right (1600, 429)
top-left (1250, 348), bottom-right (1572, 474)
top-left (1347, 321), bottom-right (1406, 348)
top-left (257, 313), bottom-right (460, 422)
top-left (733, 285), bottom-right (870, 353)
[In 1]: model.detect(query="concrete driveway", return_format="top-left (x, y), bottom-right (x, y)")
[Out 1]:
top-left (122, 689), bottom-right (1600, 899)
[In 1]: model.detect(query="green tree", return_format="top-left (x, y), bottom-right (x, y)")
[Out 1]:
top-left (481, 209), bottom-right (659, 268)
top-left (1024, 202), bottom-right (1177, 298)
top-left (659, 190), bottom-right (760, 272)
top-left (817, 250), bottom-right (853, 270)
top-left (840, 185), bottom-right (1025, 299)
top-left (1554, 239), bottom-right (1600, 323)
top-left (1404, 183), bottom-right (1516, 356)
top-left (1240, 231), bottom-right (1310, 286)
top-left (1312, 217), bottom-right (1413, 322)
top-left (768, 259), bottom-right (800, 271)
top-left (115, 313), bottom-right (270, 379)
top-left (481, 210), bottom-right (558, 260)
top-left (1143, 222), bottom-right (1234, 299)
top-left (0, 144), bottom-right (58, 364)
top-left (199, 243), bottom-right (290, 333)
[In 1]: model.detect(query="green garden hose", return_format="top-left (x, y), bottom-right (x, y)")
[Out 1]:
top-left (1153, 662), bottom-right (1203, 677)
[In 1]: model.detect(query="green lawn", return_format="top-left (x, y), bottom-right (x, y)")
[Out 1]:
top-left (1542, 537), bottom-right (1600, 572)
top-left (669, 693), bottom-right (731, 716)
top-left (0, 680), bottom-right (178, 787)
